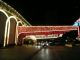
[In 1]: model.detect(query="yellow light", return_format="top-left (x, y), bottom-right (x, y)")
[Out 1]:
top-left (7, 16), bottom-right (18, 45)
top-left (0, 9), bottom-right (8, 18)
top-left (4, 16), bottom-right (18, 47)
top-left (6, 19), bottom-right (10, 45)
top-left (4, 20), bottom-right (9, 47)
top-left (0, 9), bottom-right (9, 47)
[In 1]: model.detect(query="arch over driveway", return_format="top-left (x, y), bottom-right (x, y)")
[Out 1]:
top-left (4, 16), bottom-right (18, 47)
top-left (0, 9), bottom-right (8, 47)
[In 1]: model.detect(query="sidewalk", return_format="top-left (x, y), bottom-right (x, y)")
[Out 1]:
top-left (0, 45), bottom-right (42, 60)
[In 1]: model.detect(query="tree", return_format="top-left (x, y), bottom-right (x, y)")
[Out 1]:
top-left (62, 30), bottom-right (78, 40)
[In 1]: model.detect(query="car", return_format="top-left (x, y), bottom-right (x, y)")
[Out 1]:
top-left (42, 42), bottom-right (49, 48)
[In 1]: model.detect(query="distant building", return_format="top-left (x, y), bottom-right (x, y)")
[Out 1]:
top-left (73, 17), bottom-right (80, 26)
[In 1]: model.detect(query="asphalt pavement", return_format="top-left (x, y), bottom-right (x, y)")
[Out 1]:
top-left (0, 45), bottom-right (80, 60)
top-left (32, 46), bottom-right (80, 60)
top-left (0, 45), bottom-right (41, 60)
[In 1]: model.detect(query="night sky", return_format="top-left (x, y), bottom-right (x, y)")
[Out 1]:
top-left (3, 0), bottom-right (80, 25)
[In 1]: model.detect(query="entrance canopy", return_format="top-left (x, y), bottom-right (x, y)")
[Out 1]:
top-left (18, 26), bottom-right (79, 35)
top-left (17, 26), bottom-right (79, 40)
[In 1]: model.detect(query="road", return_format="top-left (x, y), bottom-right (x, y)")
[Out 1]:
top-left (32, 46), bottom-right (80, 60)
top-left (0, 45), bottom-right (80, 60)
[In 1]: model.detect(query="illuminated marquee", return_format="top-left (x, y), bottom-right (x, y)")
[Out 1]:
top-left (17, 26), bottom-right (79, 35)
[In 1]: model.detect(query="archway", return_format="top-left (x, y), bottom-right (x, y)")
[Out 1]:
top-left (6, 16), bottom-right (17, 46)
top-left (18, 21), bottom-right (23, 26)
top-left (0, 9), bottom-right (8, 47)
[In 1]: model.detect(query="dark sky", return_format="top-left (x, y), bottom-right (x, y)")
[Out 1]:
top-left (3, 0), bottom-right (80, 25)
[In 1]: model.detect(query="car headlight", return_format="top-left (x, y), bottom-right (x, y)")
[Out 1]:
top-left (46, 43), bottom-right (49, 46)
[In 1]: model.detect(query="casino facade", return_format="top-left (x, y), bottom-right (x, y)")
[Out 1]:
top-left (0, 0), bottom-right (80, 47)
